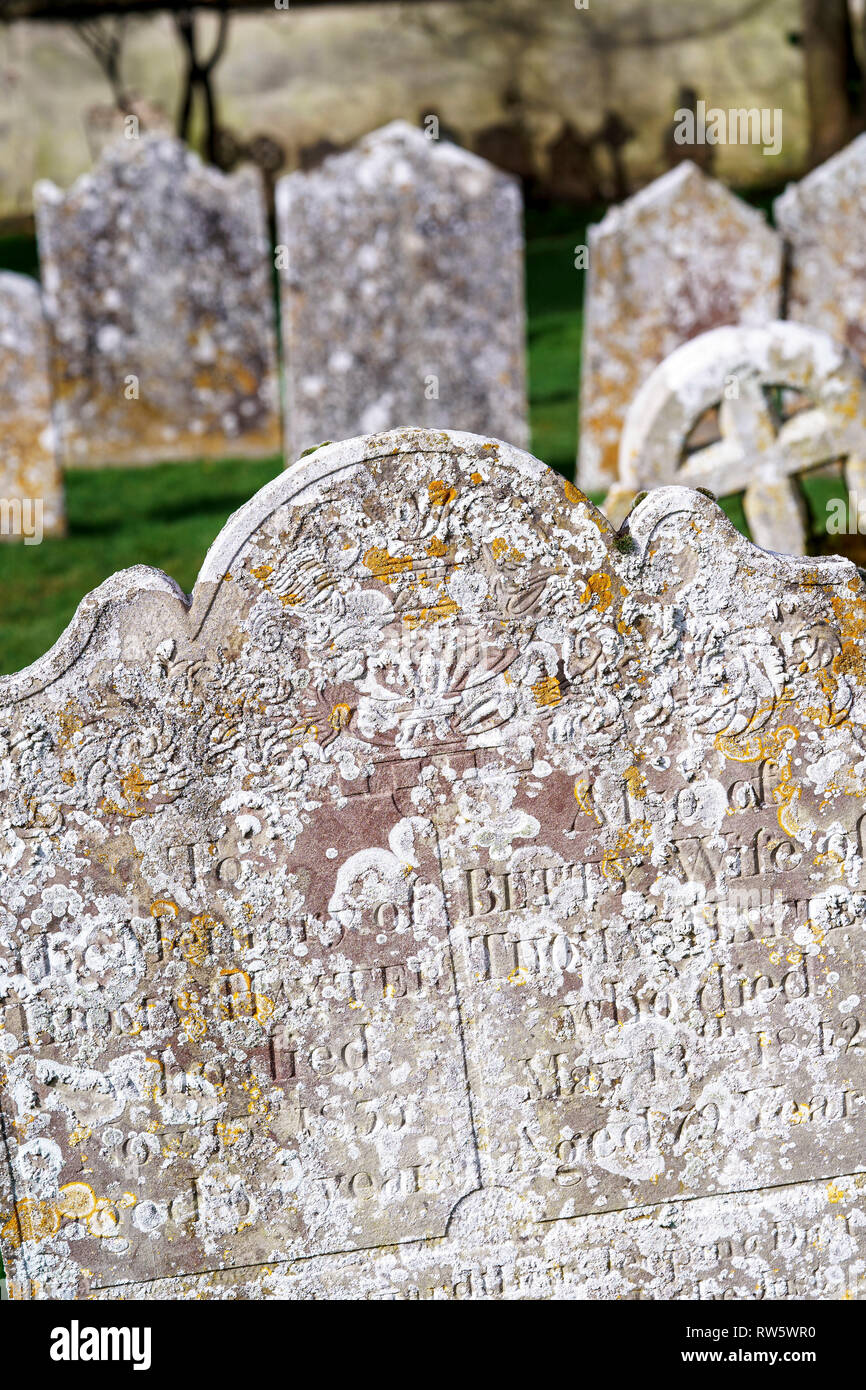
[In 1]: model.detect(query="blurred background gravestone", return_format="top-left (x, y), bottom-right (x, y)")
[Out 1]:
top-left (83, 96), bottom-right (173, 163)
top-left (276, 121), bottom-right (528, 462)
top-left (775, 133), bottom-right (866, 365)
top-left (35, 134), bottom-right (281, 469)
top-left (577, 161), bottom-right (783, 493)
top-left (0, 270), bottom-right (65, 539)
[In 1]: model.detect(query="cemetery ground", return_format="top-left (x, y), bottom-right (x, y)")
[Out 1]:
top-left (0, 196), bottom-right (858, 677)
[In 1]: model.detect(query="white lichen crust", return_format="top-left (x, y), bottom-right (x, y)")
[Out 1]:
top-left (0, 428), bottom-right (864, 1300)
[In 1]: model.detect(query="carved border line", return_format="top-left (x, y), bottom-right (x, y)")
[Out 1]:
top-left (84, 1166), bottom-right (866, 1295)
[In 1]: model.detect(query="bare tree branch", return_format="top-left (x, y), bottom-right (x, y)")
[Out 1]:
top-left (74, 14), bottom-right (130, 109)
top-left (174, 7), bottom-right (232, 162)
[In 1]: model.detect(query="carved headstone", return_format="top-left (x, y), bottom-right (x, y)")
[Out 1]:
top-left (775, 134), bottom-right (866, 366)
top-left (0, 271), bottom-right (65, 541)
top-left (276, 122), bottom-right (528, 462)
top-left (35, 136), bottom-right (281, 469)
top-left (577, 161), bottom-right (783, 493)
top-left (1, 427), bottom-right (865, 1300)
top-left (608, 321), bottom-right (866, 555)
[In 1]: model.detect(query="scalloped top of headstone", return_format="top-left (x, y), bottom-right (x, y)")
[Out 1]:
top-left (578, 161), bottom-right (782, 493)
top-left (775, 132), bottom-right (866, 364)
top-left (1, 427), bottom-right (865, 1300)
top-left (34, 134), bottom-right (281, 469)
top-left (276, 121), bottom-right (528, 462)
top-left (0, 270), bottom-right (64, 540)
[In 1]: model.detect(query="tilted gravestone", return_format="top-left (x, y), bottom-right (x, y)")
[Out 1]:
top-left (775, 134), bottom-right (866, 366)
top-left (275, 122), bottom-right (528, 463)
top-left (0, 272), bottom-right (65, 541)
top-left (1, 427), bottom-right (865, 1300)
top-left (35, 136), bottom-right (281, 470)
top-left (577, 161), bottom-right (782, 494)
top-left (607, 321), bottom-right (866, 555)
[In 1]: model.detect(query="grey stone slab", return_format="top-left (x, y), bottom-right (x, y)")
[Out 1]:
top-left (275, 122), bottom-right (528, 463)
top-left (0, 271), bottom-right (64, 540)
top-left (578, 162), bottom-right (782, 494)
top-left (35, 135), bottom-right (281, 469)
top-left (1, 427), bottom-right (865, 1300)
top-left (776, 133), bottom-right (866, 366)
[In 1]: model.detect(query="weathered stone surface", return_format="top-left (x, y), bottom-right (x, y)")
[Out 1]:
top-left (35, 135), bottom-right (281, 469)
top-left (613, 321), bottom-right (866, 555)
top-left (1, 427), bottom-right (865, 1300)
top-left (84, 1175), bottom-right (864, 1300)
top-left (577, 162), bottom-right (782, 493)
top-left (0, 272), bottom-right (64, 542)
top-left (276, 122), bottom-right (528, 463)
top-left (776, 134), bottom-right (866, 366)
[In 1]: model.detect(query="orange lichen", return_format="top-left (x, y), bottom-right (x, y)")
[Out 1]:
top-left (56, 700), bottom-right (83, 751)
top-left (404, 595), bottom-right (459, 628)
top-left (363, 547), bottom-right (413, 578)
top-left (580, 572), bottom-right (613, 612)
top-left (532, 676), bottom-right (562, 707)
top-left (328, 703), bottom-right (352, 730)
top-left (428, 480), bottom-right (456, 507)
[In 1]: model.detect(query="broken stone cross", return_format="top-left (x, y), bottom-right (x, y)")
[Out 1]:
top-left (607, 321), bottom-right (866, 554)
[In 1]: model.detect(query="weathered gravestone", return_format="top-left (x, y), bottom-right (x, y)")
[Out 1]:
top-left (1, 427), bottom-right (865, 1300)
top-left (35, 136), bottom-right (281, 469)
top-left (0, 272), bottom-right (65, 542)
top-left (276, 122), bottom-right (528, 463)
top-left (577, 161), bottom-right (783, 494)
top-left (775, 134), bottom-right (866, 366)
top-left (607, 321), bottom-right (866, 555)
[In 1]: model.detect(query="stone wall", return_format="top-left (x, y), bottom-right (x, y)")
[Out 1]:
top-left (0, 0), bottom-right (805, 223)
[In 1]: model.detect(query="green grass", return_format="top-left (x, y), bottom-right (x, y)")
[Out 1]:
top-left (799, 471), bottom-right (850, 532)
top-left (0, 230), bottom-right (39, 280)
top-left (524, 201), bottom-right (602, 478)
top-left (0, 458), bottom-right (283, 674)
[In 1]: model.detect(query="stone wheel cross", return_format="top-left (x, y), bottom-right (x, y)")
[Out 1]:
top-left (604, 321), bottom-right (866, 554)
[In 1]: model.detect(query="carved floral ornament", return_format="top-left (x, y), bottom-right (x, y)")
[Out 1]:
top-left (1, 429), bottom-right (865, 1300)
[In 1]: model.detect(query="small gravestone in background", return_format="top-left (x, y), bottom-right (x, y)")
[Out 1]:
top-left (577, 161), bottom-right (782, 494)
top-left (83, 99), bottom-right (174, 164)
top-left (608, 321), bottom-right (866, 555)
top-left (0, 271), bottom-right (65, 540)
top-left (35, 136), bottom-right (281, 470)
top-left (1, 427), bottom-right (865, 1300)
top-left (775, 134), bottom-right (866, 366)
top-left (276, 122), bottom-right (528, 463)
